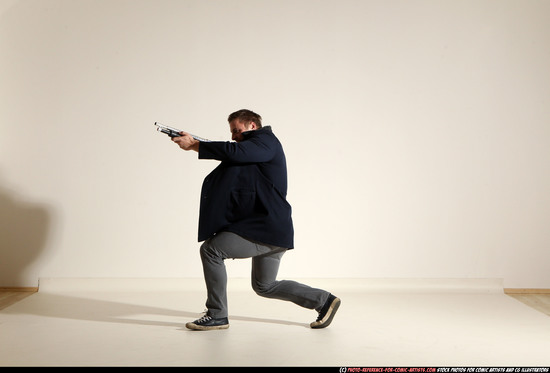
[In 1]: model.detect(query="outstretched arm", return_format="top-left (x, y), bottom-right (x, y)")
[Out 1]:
top-left (198, 136), bottom-right (276, 163)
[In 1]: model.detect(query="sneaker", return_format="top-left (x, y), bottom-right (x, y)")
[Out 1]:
top-left (310, 294), bottom-right (341, 329)
top-left (186, 312), bottom-right (229, 331)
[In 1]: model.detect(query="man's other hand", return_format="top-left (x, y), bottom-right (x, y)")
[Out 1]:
top-left (172, 132), bottom-right (199, 152)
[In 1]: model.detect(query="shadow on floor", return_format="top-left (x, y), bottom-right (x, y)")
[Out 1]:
top-left (2, 292), bottom-right (309, 329)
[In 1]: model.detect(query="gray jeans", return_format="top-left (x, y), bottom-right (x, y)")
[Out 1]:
top-left (200, 231), bottom-right (330, 318)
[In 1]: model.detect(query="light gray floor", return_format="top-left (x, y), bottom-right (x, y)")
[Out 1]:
top-left (1, 279), bottom-right (550, 367)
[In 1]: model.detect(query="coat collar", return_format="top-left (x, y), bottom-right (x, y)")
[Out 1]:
top-left (242, 125), bottom-right (272, 140)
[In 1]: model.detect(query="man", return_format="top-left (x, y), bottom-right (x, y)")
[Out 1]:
top-left (172, 109), bottom-right (340, 330)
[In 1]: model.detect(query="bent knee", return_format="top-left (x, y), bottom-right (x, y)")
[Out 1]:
top-left (252, 281), bottom-right (275, 297)
top-left (200, 240), bottom-right (225, 261)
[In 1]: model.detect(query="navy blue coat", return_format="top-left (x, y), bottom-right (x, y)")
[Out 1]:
top-left (197, 126), bottom-right (294, 248)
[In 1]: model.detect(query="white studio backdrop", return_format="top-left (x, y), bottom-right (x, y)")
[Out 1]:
top-left (1, 0), bottom-right (549, 288)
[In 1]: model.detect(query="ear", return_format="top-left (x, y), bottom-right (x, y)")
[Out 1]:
top-left (248, 122), bottom-right (258, 130)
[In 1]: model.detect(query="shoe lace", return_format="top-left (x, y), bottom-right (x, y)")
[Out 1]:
top-left (196, 310), bottom-right (212, 324)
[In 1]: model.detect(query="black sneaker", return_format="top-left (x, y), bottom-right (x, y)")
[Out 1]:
top-left (310, 294), bottom-right (341, 329)
top-left (186, 312), bottom-right (229, 331)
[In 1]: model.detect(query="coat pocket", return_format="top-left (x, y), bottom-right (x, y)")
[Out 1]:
top-left (227, 189), bottom-right (256, 221)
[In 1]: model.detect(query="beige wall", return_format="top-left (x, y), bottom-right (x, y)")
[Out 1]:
top-left (1, 0), bottom-right (549, 287)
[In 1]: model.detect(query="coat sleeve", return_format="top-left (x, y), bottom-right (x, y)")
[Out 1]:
top-left (198, 134), bottom-right (276, 163)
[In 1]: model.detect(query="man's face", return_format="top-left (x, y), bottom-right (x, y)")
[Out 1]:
top-left (230, 119), bottom-right (257, 142)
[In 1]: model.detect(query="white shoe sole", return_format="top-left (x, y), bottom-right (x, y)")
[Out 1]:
top-left (186, 322), bottom-right (230, 331)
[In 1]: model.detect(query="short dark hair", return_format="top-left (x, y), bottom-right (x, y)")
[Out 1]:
top-left (227, 109), bottom-right (262, 128)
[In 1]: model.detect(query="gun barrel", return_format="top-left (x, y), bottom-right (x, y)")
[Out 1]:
top-left (154, 122), bottom-right (211, 142)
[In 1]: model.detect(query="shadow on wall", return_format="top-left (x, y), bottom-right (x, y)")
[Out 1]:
top-left (0, 178), bottom-right (53, 287)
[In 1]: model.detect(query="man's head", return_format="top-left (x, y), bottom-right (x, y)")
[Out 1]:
top-left (228, 109), bottom-right (262, 142)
